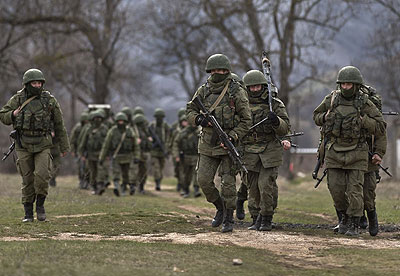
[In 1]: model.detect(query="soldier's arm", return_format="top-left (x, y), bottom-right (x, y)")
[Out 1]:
top-left (69, 124), bottom-right (80, 153)
top-left (132, 131), bottom-right (140, 160)
top-left (99, 129), bottom-right (113, 162)
top-left (186, 86), bottom-right (204, 126)
top-left (77, 128), bottom-right (89, 157)
top-left (230, 88), bottom-right (251, 141)
top-left (51, 98), bottom-right (71, 153)
top-left (0, 94), bottom-right (19, 125)
top-left (373, 131), bottom-right (387, 159)
top-left (362, 100), bottom-right (387, 136)
top-left (273, 99), bottom-right (291, 136)
top-left (313, 95), bottom-right (331, 126)
top-left (172, 133), bottom-right (181, 158)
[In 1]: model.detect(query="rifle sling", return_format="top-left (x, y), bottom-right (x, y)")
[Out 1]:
top-left (19, 95), bottom-right (38, 111)
top-left (112, 131), bottom-right (127, 159)
top-left (208, 80), bottom-right (231, 113)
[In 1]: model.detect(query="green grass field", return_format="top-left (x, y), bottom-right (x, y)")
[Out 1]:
top-left (0, 173), bottom-right (399, 276)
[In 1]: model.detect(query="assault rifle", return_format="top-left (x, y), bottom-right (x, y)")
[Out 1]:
top-left (312, 131), bottom-right (329, 184)
top-left (314, 168), bottom-right (327, 189)
top-left (193, 96), bottom-right (248, 174)
top-left (261, 51), bottom-right (273, 112)
top-left (282, 131), bottom-right (304, 139)
top-left (369, 151), bottom-right (392, 177)
top-left (2, 130), bottom-right (18, 161)
top-left (148, 125), bottom-right (169, 158)
top-left (382, 111), bottom-right (398, 116)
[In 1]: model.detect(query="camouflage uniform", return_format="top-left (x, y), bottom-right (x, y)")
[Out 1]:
top-left (241, 70), bottom-right (291, 231)
top-left (172, 116), bottom-right (201, 197)
top-left (0, 69), bottom-right (70, 222)
top-left (99, 112), bottom-right (140, 196)
top-left (132, 113), bottom-right (152, 193)
top-left (78, 110), bottom-right (109, 194)
top-left (150, 108), bottom-right (170, 190)
top-left (186, 54), bottom-right (251, 232)
top-left (313, 66), bottom-right (386, 236)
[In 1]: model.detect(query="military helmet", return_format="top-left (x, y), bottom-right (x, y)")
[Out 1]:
top-left (242, 70), bottom-right (268, 86)
top-left (89, 110), bottom-right (104, 120)
top-left (133, 114), bottom-right (146, 124)
top-left (80, 112), bottom-right (89, 122)
top-left (133, 106), bottom-right (144, 115)
top-left (177, 107), bottom-right (186, 118)
top-left (121, 106), bottom-right (133, 117)
top-left (23, 69), bottom-right (45, 85)
top-left (205, 54), bottom-right (232, 73)
top-left (115, 112), bottom-right (128, 122)
top-left (154, 108), bottom-right (165, 118)
top-left (336, 66), bottom-right (364, 84)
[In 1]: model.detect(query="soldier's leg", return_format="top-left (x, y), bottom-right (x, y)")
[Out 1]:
top-left (182, 163), bottom-right (193, 197)
top-left (88, 160), bottom-right (98, 194)
top-left (128, 160), bottom-right (139, 195)
top-left (220, 155), bottom-right (237, 232)
top-left (16, 150), bottom-right (35, 222)
top-left (327, 168), bottom-right (348, 234)
top-left (247, 171), bottom-right (261, 230)
top-left (364, 170), bottom-right (378, 236)
top-left (121, 163), bottom-right (130, 196)
top-left (258, 167), bottom-right (278, 231)
top-left (191, 158), bottom-right (201, 197)
top-left (151, 156), bottom-right (162, 190)
top-left (33, 149), bottom-right (52, 221)
top-left (236, 179), bottom-right (248, 220)
top-left (159, 157), bottom-right (165, 181)
top-left (345, 169), bottom-right (364, 236)
top-left (49, 147), bottom-right (60, 187)
top-left (173, 159), bottom-right (181, 191)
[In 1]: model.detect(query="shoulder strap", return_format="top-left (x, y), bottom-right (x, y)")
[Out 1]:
top-left (209, 80), bottom-right (231, 113)
top-left (326, 90), bottom-right (339, 117)
top-left (113, 131), bottom-right (127, 159)
top-left (19, 95), bottom-right (38, 111)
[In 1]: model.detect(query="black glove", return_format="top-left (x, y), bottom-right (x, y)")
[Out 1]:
top-left (133, 158), bottom-right (140, 164)
top-left (267, 111), bottom-right (279, 127)
top-left (195, 114), bottom-right (210, 127)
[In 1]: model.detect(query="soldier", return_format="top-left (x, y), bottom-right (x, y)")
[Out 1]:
top-left (241, 70), bottom-right (291, 231)
top-left (78, 110), bottom-right (109, 195)
top-left (49, 133), bottom-right (61, 187)
top-left (70, 111), bottom-right (90, 189)
top-left (132, 113), bottom-right (153, 193)
top-left (169, 107), bottom-right (187, 192)
top-left (0, 68), bottom-right (70, 222)
top-left (186, 53), bottom-right (252, 232)
top-left (172, 115), bottom-right (201, 198)
top-left (313, 66), bottom-right (386, 236)
top-left (149, 108), bottom-right (170, 191)
top-left (99, 112), bottom-right (140, 196)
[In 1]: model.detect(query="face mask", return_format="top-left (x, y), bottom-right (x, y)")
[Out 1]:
top-left (156, 118), bottom-right (163, 125)
top-left (118, 123), bottom-right (126, 130)
top-left (93, 119), bottom-right (102, 127)
top-left (340, 85), bottom-right (357, 99)
top-left (26, 84), bottom-right (42, 96)
top-left (210, 73), bottom-right (228, 83)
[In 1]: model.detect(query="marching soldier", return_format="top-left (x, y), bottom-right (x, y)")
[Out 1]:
top-left (0, 68), bottom-right (70, 222)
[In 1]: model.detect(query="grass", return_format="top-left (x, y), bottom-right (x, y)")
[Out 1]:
top-left (0, 172), bottom-right (399, 275)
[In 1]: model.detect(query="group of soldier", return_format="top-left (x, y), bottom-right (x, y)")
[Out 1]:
top-left (0, 53), bottom-right (390, 238)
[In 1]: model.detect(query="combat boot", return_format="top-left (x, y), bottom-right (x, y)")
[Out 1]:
top-left (91, 182), bottom-right (97, 195)
top-left (182, 188), bottom-right (190, 198)
top-left (367, 209), bottom-right (379, 236)
top-left (129, 184), bottom-right (136, 195)
top-left (176, 183), bottom-right (181, 192)
top-left (360, 211), bottom-right (368, 229)
top-left (259, 215), bottom-right (273, 231)
top-left (235, 198), bottom-right (245, 220)
top-left (113, 180), bottom-right (120, 197)
top-left (211, 197), bottom-right (225, 227)
top-left (121, 183), bottom-right (127, 196)
top-left (22, 203), bottom-right (34, 223)
top-left (333, 208), bottom-right (343, 233)
top-left (36, 194), bottom-right (46, 221)
top-left (194, 186), bottom-right (201, 198)
top-left (221, 209), bottom-right (234, 233)
top-left (155, 179), bottom-right (161, 191)
top-left (138, 183), bottom-right (145, 194)
top-left (338, 213), bottom-right (349, 234)
top-left (97, 182), bottom-right (105, 195)
top-left (345, 217), bottom-right (360, 236)
top-left (248, 214), bottom-right (261, 230)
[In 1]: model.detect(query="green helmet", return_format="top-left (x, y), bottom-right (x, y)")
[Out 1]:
top-left (89, 110), bottom-right (104, 120)
top-left (115, 112), bottom-right (128, 122)
top-left (154, 108), bottom-right (165, 118)
top-left (177, 107), bottom-right (186, 118)
top-left (133, 106), bottom-right (144, 115)
top-left (205, 54), bottom-right (232, 73)
top-left (133, 114), bottom-right (146, 124)
top-left (121, 106), bottom-right (133, 117)
top-left (336, 66), bottom-right (363, 84)
top-left (242, 70), bottom-right (268, 86)
top-left (80, 112), bottom-right (89, 122)
top-left (23, 69), bottom-right (45, 85)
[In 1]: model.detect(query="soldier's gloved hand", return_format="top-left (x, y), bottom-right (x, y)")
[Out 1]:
top-left (133, 158), bottom-right (140, 164)
top-left (195, 114), bottom-right (211, 127)
top-left (267, 111), bottom-right (279, 127)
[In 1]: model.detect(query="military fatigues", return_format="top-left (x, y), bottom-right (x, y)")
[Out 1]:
top-left (78, 116), bottom-right (109, 193)
top-left (49, 141), bottom-right (61, 187)
top-left (313, 89), bottom-right (386, 227)
top-left (70, 116), bottom-right (89, 188)
top-left (172, 125), bottom-right (200, 197)
top-left (187, 74), bottom-right (251, 210)
top-left (169, 120), bottom-right (184, 191)
top-left (99, 122), bottom-right (139, 195)
top-left (149, 119), bottom-right (170, 189)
